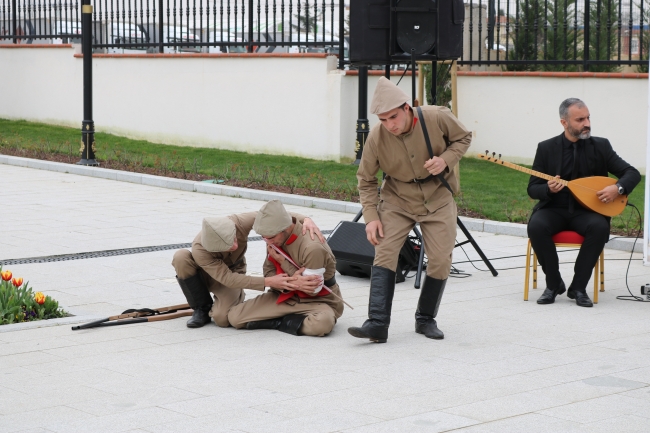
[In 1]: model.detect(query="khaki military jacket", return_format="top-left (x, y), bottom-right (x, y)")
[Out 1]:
top-left (263, 221), bottom-right (344, 317)
top-left (357, 106), bottom-right (472, 222)
top-left (191, 212), bottom-right (307, 292)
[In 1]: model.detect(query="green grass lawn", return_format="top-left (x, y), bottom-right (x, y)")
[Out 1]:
top-left (0, 118), bottom-right (645, 234)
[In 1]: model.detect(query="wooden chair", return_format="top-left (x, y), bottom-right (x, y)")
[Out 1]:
top-left (524, 231), bottom-right (605, 303)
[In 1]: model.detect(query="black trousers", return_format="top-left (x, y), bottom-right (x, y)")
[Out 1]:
top-left (527, 207), bottom-right (609, 292)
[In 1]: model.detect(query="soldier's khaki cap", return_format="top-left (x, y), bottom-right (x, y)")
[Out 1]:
top-left (253, 200), bottom-right (292, 237)
top-left (201, 217), bottom-right (236, 252)
top-left (370, 76), bottom-right (410, 115)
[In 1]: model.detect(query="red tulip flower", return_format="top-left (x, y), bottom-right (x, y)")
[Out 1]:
top-left (1, 270), bottom-right (12, 281)
top-left (12, 277), bottom-right (23, 288)
top-left (34, 292), bottom-right (46, 305)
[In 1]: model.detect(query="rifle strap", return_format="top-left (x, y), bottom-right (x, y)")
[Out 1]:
top-left (416, 106), bottom-right (455, 196)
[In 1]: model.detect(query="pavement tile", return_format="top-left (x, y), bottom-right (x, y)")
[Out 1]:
top-left (340, 410), bottom-right (479, 433)
top-left (440, 391), bottom-right (563, 423)
top-left (451, 413), bottom-right (584, 433)
top-left (579, 415), bottom-right (650, 433)
top-left (536, 394), bottom-right (648, 423)
top-left (67, 386), bottom-right (205, 416)
top-left (0, 406), bottom-right (92, 433)
top-left (1, 384), bottom-right (111, 416)
top-left (142, 414), bottom-right (242, 433)
top-left (619, 386), bottom-right (650, 402)
top-left (12, 430), bottom-right (51, 433)
top-left (46, 407), bottom-right (191, 433)
top-left (143, 409), bottom-right (287, 432)
top-left (244, 409), bottom-right (382, 433)
top-left (160, 388), bottom-right (296, 417)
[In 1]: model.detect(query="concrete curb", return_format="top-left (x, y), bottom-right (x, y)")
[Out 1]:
top-left (0, 314), bottom-right (105, 333)
top-left (1, 154), bottom-right (643, 253)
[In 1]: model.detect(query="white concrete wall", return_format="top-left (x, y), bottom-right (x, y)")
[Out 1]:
top-left (0, 47), bottom-right (83, 129)
top-left (457, 74), bottom-right (648, 171)
top-left (0, 46), bottom-right (415, 162)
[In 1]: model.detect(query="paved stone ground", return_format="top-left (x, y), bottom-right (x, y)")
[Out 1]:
top-left (1, 164), bottom-right (649, 433)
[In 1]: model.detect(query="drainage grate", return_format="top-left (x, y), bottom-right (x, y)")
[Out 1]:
top-left (0, 230), bottom-right (333, 266)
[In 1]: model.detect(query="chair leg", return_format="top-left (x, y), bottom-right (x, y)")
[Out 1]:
top-left (593, 259), bottom-right (599, 304)
top-left (533, 251), bottom-right (538, 289)
top-left (599, 250), bottom-right (605, 292)
top-left (524, 240), bottom-right (532, 301)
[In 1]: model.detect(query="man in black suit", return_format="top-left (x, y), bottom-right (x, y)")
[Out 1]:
top-left (528, 98), bottom-right (641, 307)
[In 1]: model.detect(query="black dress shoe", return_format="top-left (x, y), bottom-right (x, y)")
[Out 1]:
top-left (567, 288), bottom-right (593, 307)
top-left (537, 283), bottom-right (566, 304)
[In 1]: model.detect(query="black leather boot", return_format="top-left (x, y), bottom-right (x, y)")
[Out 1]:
top-left (567, 286), bottom-right (594, 307)
top-left (246, 318), bottom-right (282, 330)
top-left (415, 276), bottom-right (446, 340)
top-left (278, 314), bottom-right (307, 335)
top-left (348, 266), bottom-right (396, 343)
top-left (537, 281), bottom-right (566, 305)
top-left (246, 314), bottom-right (306, 336)
top-left (176, 274), bottom-right (213, 328)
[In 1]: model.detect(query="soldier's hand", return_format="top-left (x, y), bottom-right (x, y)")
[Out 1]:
top-left (292, 268), bottom-right (322, 295)
top-left (424, 156), bottom-right (448, 176)
top-left (302, 217), bottom-right (325, 243)
top-left (265, 273), bottom-right (297, 291)
top-left (366, 220), bottom-right (384, 246)
top-left (547, 175), bottom-right (565, 193)
top-left (267, 244), bottom-right (284, 263)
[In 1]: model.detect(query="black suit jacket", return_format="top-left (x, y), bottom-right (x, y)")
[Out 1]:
top-left (527, 134), bottom-right (641, 213)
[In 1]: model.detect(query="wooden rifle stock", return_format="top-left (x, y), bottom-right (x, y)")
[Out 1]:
top-left (72, 304), bottom-right (192, 330)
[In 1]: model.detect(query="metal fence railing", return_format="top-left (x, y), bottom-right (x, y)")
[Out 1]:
top-left (0, 0), bottom-right (346, 63)
top-left (461, 0), bottom-right (649, 71)
top-left (3, 1), bottom-right (649, 71)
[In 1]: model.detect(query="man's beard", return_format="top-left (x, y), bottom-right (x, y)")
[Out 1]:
top-left (568, 124), bottom-right (591, 139)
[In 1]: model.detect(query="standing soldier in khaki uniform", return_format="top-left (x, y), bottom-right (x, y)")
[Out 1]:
top-left (228, 200), bottom-right (344, 337)
top-left (172, 209), bottom-right (324, 328)
top-left (348, 77), bottom-right (472, 343)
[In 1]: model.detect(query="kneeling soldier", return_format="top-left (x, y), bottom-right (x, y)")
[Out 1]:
top-left (228, 200), bottom-right (344, 336)
top-left (172, 210), bottom-right (323, 328)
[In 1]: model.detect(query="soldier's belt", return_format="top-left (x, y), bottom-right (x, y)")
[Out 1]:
top-left (324, 276), bottom-right (337, 287)
top-left (409, 174), bottom-right (435, 184)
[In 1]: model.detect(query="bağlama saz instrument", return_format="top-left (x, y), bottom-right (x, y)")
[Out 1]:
top-left (478, 151), bottom-right (627, 217)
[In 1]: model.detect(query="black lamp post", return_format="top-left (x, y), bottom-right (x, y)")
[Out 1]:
top-left (78, 0), bottom-right (98, 166)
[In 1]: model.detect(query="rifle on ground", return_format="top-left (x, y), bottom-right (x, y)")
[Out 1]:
top-left (71, 303), bottom-right (193, 330)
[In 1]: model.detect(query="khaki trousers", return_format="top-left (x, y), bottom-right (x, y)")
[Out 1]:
top-left (228, 290), bottom-right (337, 337)
top-left (172, 249), bottom-right (245, 328)
top-left (373, 200), bottom-right (457, 279)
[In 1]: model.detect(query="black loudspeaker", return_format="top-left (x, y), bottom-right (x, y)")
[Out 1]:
top-left (327, 221), bottom-right (424, 283)
top-left (327, 221), bottom-right (374, 279)
top-left (393, 0), bottom-right (437, 56)
top-left (436, 0), bottom-right (465, 59)
top-left (350, 0), bottom-right (464, 65)
top-left (350, 0), bottom-right (391, 65)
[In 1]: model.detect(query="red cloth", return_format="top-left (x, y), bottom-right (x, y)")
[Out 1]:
top-left (266, 240), bottom-right (329, 304)
top-left (552, 231), bottom-right (585, 244)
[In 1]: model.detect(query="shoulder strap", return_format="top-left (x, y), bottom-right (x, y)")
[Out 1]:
top-left (416, 106), bottom-right (455, 195)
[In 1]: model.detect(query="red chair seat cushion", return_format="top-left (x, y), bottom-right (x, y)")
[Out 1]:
top-left (552, 231), bottom-right (585, 244)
